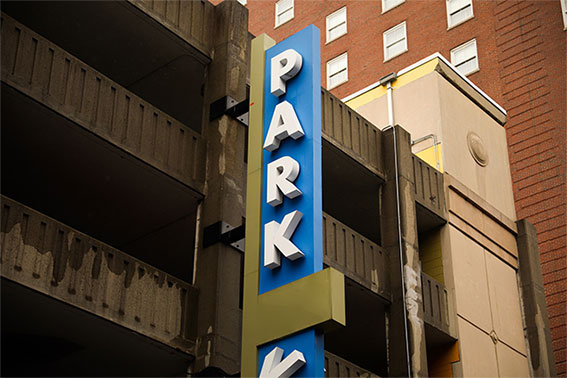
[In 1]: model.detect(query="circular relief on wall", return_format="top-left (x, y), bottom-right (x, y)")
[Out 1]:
top-left (467, 132), bottom-right (489, 167)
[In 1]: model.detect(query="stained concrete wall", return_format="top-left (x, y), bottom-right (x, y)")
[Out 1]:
top-left (381, 127), bottom-right (429, 377)
top-left (0, 13), bottom-right (207, 194)
top-left (1, 1), bottom-right (248, 375)
top-left (321, 89), bottom-right (385, 175)
top-left (128, 0), bottom-right (215, 57)
top-left (322, 212), bottom-right (390, 299)
top-left (516, 220), bottom-right (557, 377)
top-left (324, 350), bottom-right (378, 377)
top-left (191, 1), bottom-right (249, 375)
top-left (1, 195), bottom-right (198, 354)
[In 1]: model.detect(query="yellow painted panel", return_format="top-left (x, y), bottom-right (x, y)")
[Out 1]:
top-left (415, 143), bottom-right (444, 173)
top-left (345, 58), bottom-right (440, 110)
top-left (241, 33), bottom-right (275, 378)
top-left (242, 267), bottom-right (345, 376)
top-left (345, 85), bottom-right (387, 111)
top-left (247, 268), bottom-right (346, 347)
top-left (419, 228), bottom-right (444, 284)
top-left (428, 341), bottom-right (460, 377)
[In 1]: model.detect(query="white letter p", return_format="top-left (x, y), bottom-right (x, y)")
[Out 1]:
top-left (271, 49), bottom-right (303, 97)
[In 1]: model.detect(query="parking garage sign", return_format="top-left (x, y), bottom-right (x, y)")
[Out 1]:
top-left (258, 25), bottom-right (324, 377)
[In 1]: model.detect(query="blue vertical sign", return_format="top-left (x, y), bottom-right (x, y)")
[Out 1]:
top-left (258, 25), bottom-right (323, 377)
top-left (260, 26), bottom-right (322, 294)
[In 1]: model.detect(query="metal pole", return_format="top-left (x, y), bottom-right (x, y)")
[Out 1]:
top-left (387, 82), bottom-right (395, 127)
top-left (411, 133), bottom-right (440, 171)
top-left (381, 74), bottom-right (412, 377)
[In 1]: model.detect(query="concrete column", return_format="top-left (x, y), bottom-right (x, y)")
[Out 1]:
top-left (516, 220), bottom-right (557, 378)
top-left (191, 1), bottom-right (249, 375)
top-left (381, 126), bottom-right (428, 377)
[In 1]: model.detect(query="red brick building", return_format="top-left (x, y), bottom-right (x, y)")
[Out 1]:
top-left (247, 0), bottom-right (566, 375)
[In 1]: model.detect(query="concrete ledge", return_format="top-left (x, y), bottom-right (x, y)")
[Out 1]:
top-left (434, 58), bottom-right (507, 125)
top-left (444, 173), bottom-right (519, 267)
top-left (325, 350), bottom-right (380, 377)
top-left (0, 195), bottom-right (198, 355)
top-left (1, 13), bottom-right (207, 194)
top-left (127, 0), bottom-right (215, 58)
top-left (422, 272), bottom-right (456, 340)
top-left (444, 173), bottom-right (517, 234)
top-left (321, 88), bottom-right (385, 179)
top-left (412, 154), bottom-right (447, 230)
top-left (323, 212), bottom-right (390, 300)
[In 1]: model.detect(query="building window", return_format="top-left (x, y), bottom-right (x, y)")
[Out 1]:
top-left (451, 39), bottom-right (479, 76)
top-left (326, 7), bottom-right (347, 43)
top-left (237, 0), bottom-right (247, 5)
top-left (383, 22), bottom-right (407, 61)
top-left (446, 0), bottom-right (474, 28)
top-left (275, 0), bottom-right (294, 27)
top-left (382, 0), bottom-right (405, 13)
top-left (327, 53), bottom-right (348, 89)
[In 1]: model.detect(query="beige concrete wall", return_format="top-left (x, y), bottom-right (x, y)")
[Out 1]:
top-left (445, 225), bottom-right (529, 377)
top-left (352, 71), bottom-right (516, 221)
top-left (393, 72), bottom-right (444, 146)
top-left (437, 76), bottom-right (516, 221)
top-left (355, 72), bottom-right (444, 142)
top-left (441, 181), bottom-right (529, 377)
top-left (355, 94), bottom-right (389, 131)
top-left (353, 69), bottom-right (527, 376)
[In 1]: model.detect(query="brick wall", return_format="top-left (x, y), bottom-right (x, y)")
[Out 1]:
top-left (248, 0), bottom-right (506, 102)
top-left (247, 0), bottom-right (566, 374)
top-left (493, 1), bottom-right (566, 375)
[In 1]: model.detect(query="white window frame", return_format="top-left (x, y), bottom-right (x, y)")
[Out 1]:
top-left (326, 7), bottom-right (347, 43)
top-left (326, 53), bottom-right (348, 90)
top-left (382, 0), bottom-right (405, 14)
top-left (446, 0), bottom-right (474, 29)
top-left (275, 0), bottom-right (294, 28)
top-left (237, 0), bottom-right (247, 5)
top-left (383, 21), bottom-right (408, 62)
top-left (561, 0), bottom-right (567, 30)
top-left (450, 39), bottom-right (479, 76)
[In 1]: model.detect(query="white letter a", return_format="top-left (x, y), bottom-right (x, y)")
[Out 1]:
top-left (263, 101), bottom-right (305, 152)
